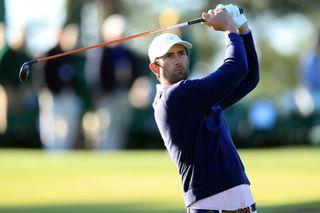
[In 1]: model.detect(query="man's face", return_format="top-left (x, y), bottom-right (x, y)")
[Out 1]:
top-left (155, 44), bottom-right (190, 85)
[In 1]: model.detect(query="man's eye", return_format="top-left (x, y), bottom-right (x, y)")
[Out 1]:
top-left (178, 51), bottom-right (186, 56)
top-left (165, 53), bottom-right (173, 58)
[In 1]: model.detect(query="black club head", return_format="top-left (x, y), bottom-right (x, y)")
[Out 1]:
top-left (19, 60), bottom-right (35, 83)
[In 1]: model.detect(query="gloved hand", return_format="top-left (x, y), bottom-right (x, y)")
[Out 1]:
top-left (216, 4), bottom-right (247, 28)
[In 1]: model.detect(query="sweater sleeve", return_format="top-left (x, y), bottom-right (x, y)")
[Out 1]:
top-left (166, 33), bottom-right (248, 111)
top-left (219, 31), bottom-right (260, 110)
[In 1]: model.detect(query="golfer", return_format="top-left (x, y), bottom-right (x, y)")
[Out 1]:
top-left (148, 4), bottom-right (259, 213)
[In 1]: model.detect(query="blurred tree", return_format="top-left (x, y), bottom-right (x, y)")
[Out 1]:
top-left (96, 0), bottom-right (121, 18)
top-left (213, 0), bottom-right (320, 13)
top-left (254, 41), bottom-right (300, 97)
top-left (66, 0), bottom-right (88, 25)
top-left (0, 0), bottom-right (5, 23)
top-left (66, 0), bottom-right (122, 25)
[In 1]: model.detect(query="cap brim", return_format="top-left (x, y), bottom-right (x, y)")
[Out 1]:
top-left (155, 41), bottom-right (192, 60)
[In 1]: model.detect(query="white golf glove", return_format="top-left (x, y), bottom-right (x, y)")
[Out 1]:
top-left (216, 4), bottom-right (247, 28)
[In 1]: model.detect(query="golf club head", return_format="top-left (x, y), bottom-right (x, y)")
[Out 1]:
top-left (19, 60), bottom-right (36, 83)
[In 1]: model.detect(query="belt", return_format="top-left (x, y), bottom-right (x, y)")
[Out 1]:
top-left (187, 203), bottom-right (256, 213)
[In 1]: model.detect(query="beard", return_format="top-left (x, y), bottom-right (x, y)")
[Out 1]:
top-left (162, 65), bottom-right (189, 84)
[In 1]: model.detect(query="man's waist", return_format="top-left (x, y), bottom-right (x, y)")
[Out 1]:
top-left (189, 184), bottom-right (254, 210)
top-left (184, 171), bottom-right (250, 207)
top-left (187, 203), bottom-right (256, 213)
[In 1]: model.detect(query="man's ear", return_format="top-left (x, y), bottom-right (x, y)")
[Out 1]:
top-left (149, 63), bottom-right (159, 77)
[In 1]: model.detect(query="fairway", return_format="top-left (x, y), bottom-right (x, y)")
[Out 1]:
top-left (0, 147), bottom-right (319, 213)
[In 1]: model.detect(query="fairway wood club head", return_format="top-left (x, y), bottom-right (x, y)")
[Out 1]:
top-left (19, 60), bottom-right (36, 82)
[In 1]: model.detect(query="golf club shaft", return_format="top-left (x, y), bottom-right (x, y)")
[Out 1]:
top-left (36, 18), bottom-right (205, 63)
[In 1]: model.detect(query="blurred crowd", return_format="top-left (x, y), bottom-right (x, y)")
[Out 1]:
top-left (0, 11), bottom-right (199, 151)
top-left (1, 6), bottom-right (320, 151)
top-left (228, 31), bottom-right (320, 148)
top-left (0, 14), bottom-right (159, 151)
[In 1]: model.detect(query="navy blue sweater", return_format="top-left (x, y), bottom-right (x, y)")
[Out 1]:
top-left (152, 32), bottom-right (259, 207)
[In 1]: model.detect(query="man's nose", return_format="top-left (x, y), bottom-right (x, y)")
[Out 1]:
top-left (173, 54), bottom-right (182, 64)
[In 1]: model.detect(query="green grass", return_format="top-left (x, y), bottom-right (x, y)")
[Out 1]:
top-left (0, 147), bottom-right (319, 213)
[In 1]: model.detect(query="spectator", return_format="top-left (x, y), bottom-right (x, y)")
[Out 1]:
top-left (38, 23), bottom-right (84, 150)
top-left (83, 14), bottom-right (142, 150)
top-left (0, 28), bottom-right (40, 147)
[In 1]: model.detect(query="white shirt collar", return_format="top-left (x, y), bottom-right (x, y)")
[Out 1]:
top-left (156, 84), bottom-right (170, 93)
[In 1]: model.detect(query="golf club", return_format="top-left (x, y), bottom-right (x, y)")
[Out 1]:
top-left (18, 17), bottom-right (205, 83)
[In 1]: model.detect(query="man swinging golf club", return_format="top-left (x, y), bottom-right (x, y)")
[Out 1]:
top-left (148, 4), bottom-right (259, 213)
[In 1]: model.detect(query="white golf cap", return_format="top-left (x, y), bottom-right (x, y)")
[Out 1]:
top-left (148, 33), bottom-right (192, 63)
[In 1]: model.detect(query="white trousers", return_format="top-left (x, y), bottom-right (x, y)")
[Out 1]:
top-left (86, 90), bottom-right (132, 150)
top-left (39, 88), bottom-right (81, 150)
